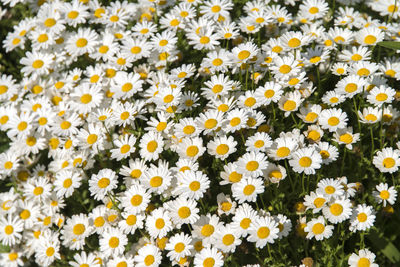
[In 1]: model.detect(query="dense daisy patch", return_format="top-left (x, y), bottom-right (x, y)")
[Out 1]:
top-left (0, 0), bottom-right (399, 266)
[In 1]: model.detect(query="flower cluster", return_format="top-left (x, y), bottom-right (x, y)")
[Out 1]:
top-left (0, 0), bottom-right (399, 266)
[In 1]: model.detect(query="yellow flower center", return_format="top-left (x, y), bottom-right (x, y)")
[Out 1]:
top-left (222, 234), bottom-right (235, 245)
top-left (257, 227), bottom-right (270, 238)
top-left (97, 178), bottom-right (110, 188)
top-left (109, 237), bottom-right (119, 248)
top-left (299, 156), bottom-right (312, 167)
top-left (312, 223), bottom-right (324, 234)
top-left (383, 158), bottom-right (395, 168)
top-left (329, 203), bottom-right (343, 216)
top-left (73, 224), bottom-right (85, 235)
top-left (243, 184), bottom-right (255, 195)
top-left (76, 38), bottom-right (88, 48)
top-left (150, 176), bottom-right (163, 187)
top-left (147, 140), bottom-right (158, 152)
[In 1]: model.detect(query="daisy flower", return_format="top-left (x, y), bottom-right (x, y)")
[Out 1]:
top-left (54, 170), bottom-right (82, 198)
top-left (165, 197), bottom-right (200, 228)
top-left (141, 162), bottom-right (172, 194)
top-left (139, 131), bottom-right (165, 162)
top-left (165, 233), bottom-right (193, 261)
top-left (323, 198), bottom-right (353, 224)
top-left (373, 183), bottom-right (397, 206)
top-left (316, 178), bottom-right (345, 200)
top-left (247, 215), bottom-right (279, 248)
top-left (110, 134), bottom-right (137, 160)
top-left (349, 204), bottom-right (376, 232)
top-left (207, 135), bottom-right (237, 160)
top-left (20, 51), bottom-right (54, 79)
top-left (89, 168), bottom-right (118, 201)
top-left (65, 28), bottom-right (99, 57)
top-left (366, 85), bottom-right (396, 106)
top-left (0, 215), bottom-right (23, 246)
top-left (134, 244), bottom-right (162, 267)
top-left (232, 177), bottom-right (265, 204)
top-left (236, 151), bottom-right (269, 178)
top-left (99, 227), bottom-right (128, 258)
top-left (193, 246), bottom-right (224, 267)
top-left (214, 224), bottom-right (242, 253)
top-left (373, 147), bottom-right (400, 173)
top-left (304, 192), bottom-right (327, 213)
top-left (304, 216), bottom-right (334, 241)
top-left (145, 208), bottom-right (173, 238)
top-left (348, 249), bottom-right (378, 267)
top-left (289, 147), bottom-right (322, 175)
top-left (120, 184), bottom-right (150, 214)
top-left (174, 170), bottom-right (210, 200)
top-left (318, 108), bottom-right (348, 132)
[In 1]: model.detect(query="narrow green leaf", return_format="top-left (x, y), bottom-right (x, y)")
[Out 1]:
top-left (377, 41), bottom-right (400, 50)
top-left (368, 229), bottom-right (400, 263)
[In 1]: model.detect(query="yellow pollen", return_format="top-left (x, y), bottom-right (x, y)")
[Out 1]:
top-left (97, 178), bottom-right (110, 188)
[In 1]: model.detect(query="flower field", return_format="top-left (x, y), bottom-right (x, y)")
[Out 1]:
top-left (0, 0), bottom-right (400, 266)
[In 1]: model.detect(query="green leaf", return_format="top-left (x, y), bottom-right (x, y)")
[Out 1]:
top-left (377, 41), bottom-right (400, 50)
top-left (368, 229), bottom-right (400, 264)
top-left (0, 244), bottom-right (10, 253)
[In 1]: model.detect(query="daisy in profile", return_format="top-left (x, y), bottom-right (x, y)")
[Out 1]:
top-left (304, 216), bottom-right (334, 241)
top-left (367, 85), bottom-right (396, 106)
top-left (165, 233), bottom-right (193, 261)
top-left (99, 227), bottom-right (128, 258)
top-left (323, 198), bottom-right (353, 224)
top-left (349, 204), bottom-right (376, 232)
top-left (316, 178), bottom-right (344, 200)
top-left (358, 107), bottom-right (381, 124)
top-left (322, 91), bottom-right (346, 106)
top-left (348, 249), bottom-right (378, 267)
top-left (355, 27), bottom-right (384, 46)
top-left (217, 193), bottom-right (237, 216)
top-left (174, 170), bottom-right (210, 200)
top-left (193, 246), bottom-right (224, 267)
top-left (247, 215), bottom-right (279, 248)
top-left (318, 108), bottom-right (348, 132)
top-left (89, 168), bottom-right (118, 201)
top-left (373, 183), bottom-right (397, 207)
top-left (263, 163), bottom-right (287, 184)
top-left (231, 42), bottom-right (259, 65)
top-left (145, 208), bottom-right (173, 238)
top-left (289, 147), bottom-right (322, 175)
top-left (373, 147), bottom-right (400, 173)
top-left (335, 75), bottom-right (367, 98)
top-left (333, 127), bottom-right (360, 150)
